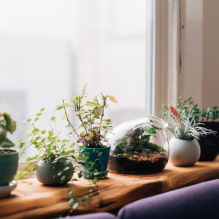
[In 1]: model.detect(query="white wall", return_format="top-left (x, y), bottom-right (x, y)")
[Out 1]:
top-left (202, 0), bottom-right (219, 108)
top-left (180, 0), bottom-right (219, 108)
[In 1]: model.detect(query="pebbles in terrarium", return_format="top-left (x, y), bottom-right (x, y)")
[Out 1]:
top-left (107, 115), bottom-right (169, 174)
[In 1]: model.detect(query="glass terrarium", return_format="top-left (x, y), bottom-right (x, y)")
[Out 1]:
top-left (107, 115), bottom-right (169, 174)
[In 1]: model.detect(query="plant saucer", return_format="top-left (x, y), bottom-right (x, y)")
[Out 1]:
top-left (0, 180), bottom-right (17, 198)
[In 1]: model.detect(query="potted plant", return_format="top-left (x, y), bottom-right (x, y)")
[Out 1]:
top-left (18, 108), bottom-right (75, 186)
top-left (107, 115), bottom-right (169, 174)
top-left (56, 85), bottom-right (117, 179)
top-left (161, 96), bottom-right (219, 161)
top-left (161, 103), bottom-right (216, 166)
top-left (0, 112), bottom-right (18, 197)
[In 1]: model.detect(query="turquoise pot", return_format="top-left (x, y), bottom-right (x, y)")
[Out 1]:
top-left (36, 158), bottom-right (74, 186)
top-left (0, 149), bottom-right (19, 186)
top-left (81, 146), bottom-right (110, 179)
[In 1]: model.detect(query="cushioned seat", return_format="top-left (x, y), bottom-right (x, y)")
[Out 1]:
top-left (59, 212), bottom-right (117, 219)
top-left (118, 179), bottom-right (219, 219)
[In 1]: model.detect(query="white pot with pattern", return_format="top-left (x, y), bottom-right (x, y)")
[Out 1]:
top-left (169, 137), bottom-right (200, 166)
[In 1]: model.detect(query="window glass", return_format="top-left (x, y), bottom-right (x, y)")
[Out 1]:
top-left (0, 0), bottom-right (154, 151)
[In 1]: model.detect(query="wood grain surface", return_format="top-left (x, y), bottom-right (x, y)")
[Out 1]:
top-left (1, 157), bottom-right (219, 219)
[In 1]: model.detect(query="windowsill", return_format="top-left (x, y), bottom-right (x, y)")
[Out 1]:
top-left (1, 156), bottom-right (219, 218)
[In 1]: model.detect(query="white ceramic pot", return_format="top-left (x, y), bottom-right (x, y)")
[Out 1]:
top-left (169, 137), bottom-right (201, 166)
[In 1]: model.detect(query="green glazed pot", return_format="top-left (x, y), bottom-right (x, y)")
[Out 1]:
top-left (0, 149), bottom-right (19, 186)
top-left (36, 158), bottom-right (74, 186)
top-left (81, 146), bottom-right (110, 179)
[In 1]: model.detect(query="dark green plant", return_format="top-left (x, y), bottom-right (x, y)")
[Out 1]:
top-left (0, 113), bottom-right (16, 148)
top-left (56, 84), bottom-right (117, 148)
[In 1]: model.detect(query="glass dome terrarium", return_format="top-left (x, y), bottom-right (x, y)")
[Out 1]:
top-left (107, 115), bottom-right (169, 174)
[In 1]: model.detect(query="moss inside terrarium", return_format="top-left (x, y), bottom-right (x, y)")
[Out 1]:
top-left (109, 125), bottom-right (168, 174)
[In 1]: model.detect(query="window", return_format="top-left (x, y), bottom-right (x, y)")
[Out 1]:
top-left (0, 0), bottom-right (156, 154)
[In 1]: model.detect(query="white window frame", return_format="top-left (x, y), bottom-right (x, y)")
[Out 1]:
top-left (152, 0), bottom-right (181, 115)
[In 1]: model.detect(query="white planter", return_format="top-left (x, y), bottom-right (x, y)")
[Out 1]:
top-left (169, 137), bottom-right (201, 166)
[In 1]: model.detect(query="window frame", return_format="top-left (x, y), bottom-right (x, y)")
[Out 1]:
top-left (152, 0), bottom-right (181, 116)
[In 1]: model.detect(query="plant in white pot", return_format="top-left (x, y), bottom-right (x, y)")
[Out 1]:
top-left (18, 108), bottom-right (75, 186)
top-left (56, 85), bottom-right (117, 179)
top-left (0, 112), bottom-right (18, 198)
top-left (161, 104), bottom-right (216, 166)
top-left (162, 96), bottom-right (219, 161)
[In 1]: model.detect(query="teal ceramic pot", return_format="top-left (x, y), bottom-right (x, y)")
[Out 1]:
top-left (36, 158), bottom-right (74, 186)
top-left (0, 149), bottom-right (19, 186)
top-left (81, 146), bottom-right (110, 179)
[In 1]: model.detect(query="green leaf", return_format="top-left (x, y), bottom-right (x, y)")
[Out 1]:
top-left (55, 103), bottom-right (71, 110)
top-left (0, 138), bottom-right (15, 148)
top-left (3, 113), bottom-right (16, 134)
top-left (57, 171), bottom-right (63, 176)
top-left (50, 116), bottom-right (56, 122)
top-left (63, 166), bottom-right (70, 171)
top-left (93, 107), bottom-right (101, 118)
top-left (145, 127), bottom-right (156, 134)
top-left (86, 101), bottom-right (99, 108)
top-left (71, 202), bottom-right (79, 209)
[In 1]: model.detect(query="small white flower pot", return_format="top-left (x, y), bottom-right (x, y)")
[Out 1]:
top-left (169, 137), bottom-right (201, 166)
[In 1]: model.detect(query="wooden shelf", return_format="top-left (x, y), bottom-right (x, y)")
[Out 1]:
top-left (1, 157), bottom-right (219, 219)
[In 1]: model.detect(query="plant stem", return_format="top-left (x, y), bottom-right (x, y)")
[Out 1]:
top-left (62, 101), bottom-right (80, 139)
top-left (98, 94), bottom-right (106, 133)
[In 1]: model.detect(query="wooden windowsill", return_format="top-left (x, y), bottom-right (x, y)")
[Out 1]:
top-left (1, 157), bottom-right (219, 219)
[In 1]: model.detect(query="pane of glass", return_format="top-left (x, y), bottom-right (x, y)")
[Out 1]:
top-left (0, 0), bottom-right (154, 154)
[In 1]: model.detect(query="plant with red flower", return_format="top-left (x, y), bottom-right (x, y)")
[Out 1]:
top-left (161, 103), bottom-right (216, 140)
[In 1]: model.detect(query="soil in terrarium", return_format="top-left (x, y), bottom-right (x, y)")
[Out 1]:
top-left (109, 152), bottom-right (168, 174)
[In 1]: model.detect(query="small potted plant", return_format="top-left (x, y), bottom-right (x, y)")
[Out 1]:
top-left (161, 96), bottom-right (219, 161)
top-left (56, 85), bottom-right (117, 179)
top-left (198, 106), bottom-right (219, 161)
top-left (107, 115), bottom-right (169, 174)
top-left (161, 102), bottom-right (216, 166)
top-left (0, 112), bottom-right (18, 197)
top-left (18, 108), bottom-right (75, 186)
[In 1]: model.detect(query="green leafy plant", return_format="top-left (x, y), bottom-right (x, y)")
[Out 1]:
top-left (56, 84), bottom-right (117, 148)
top-left (18, 108), bottom-right (76, 179)
top-left (56, 85), bottom-right (117, 180)
top-left (161, 100), bottom-right (216, 140)
top-left (161, 96), bottom-right (219, 122)
top-left (18, 107), bottom-right (101, 212)
top-left (0, 112), bottom-right (16, 149)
